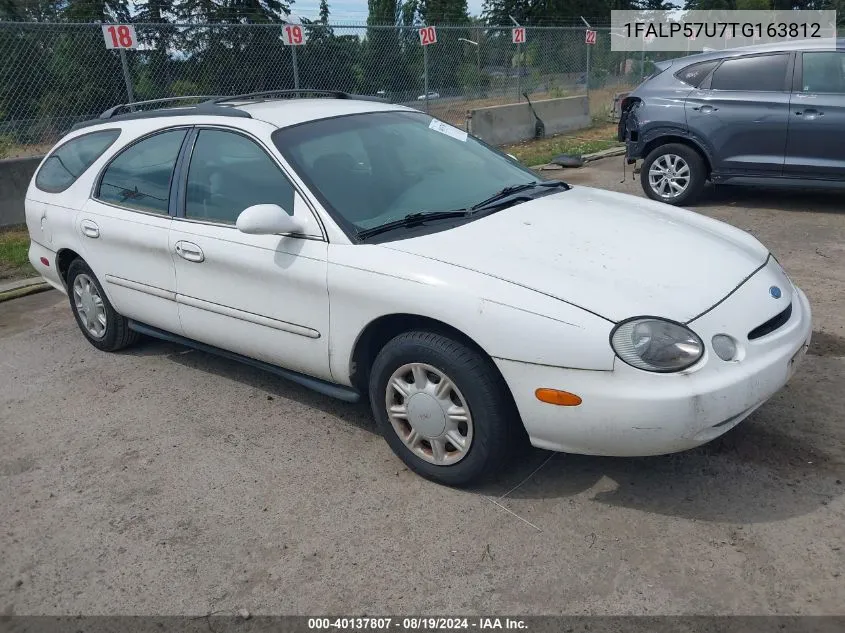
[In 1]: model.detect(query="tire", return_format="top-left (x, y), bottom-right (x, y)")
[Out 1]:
top-left (66, 258), bottom-right (139, 352)
top-left (368, 330), bottom-right (521, 487)
top-left (641, 142), bottom-right (706, 206)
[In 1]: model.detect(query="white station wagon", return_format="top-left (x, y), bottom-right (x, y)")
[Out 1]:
top-left (26, 91), bottom-right (812, 486)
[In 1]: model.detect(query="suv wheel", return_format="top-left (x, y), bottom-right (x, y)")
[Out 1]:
top-left (368, 331), bottom-right (519, 486)
top-left (67, 259), bottom-right (139, 352)
top-left (641, 143), bottom-right (705, 206)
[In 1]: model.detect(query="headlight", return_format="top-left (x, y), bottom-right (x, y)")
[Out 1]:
top-left (610, 317), bottom-right (703, 372)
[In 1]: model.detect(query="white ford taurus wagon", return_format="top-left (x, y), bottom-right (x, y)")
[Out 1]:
top-left (25, 91), bottom-right (812, 486)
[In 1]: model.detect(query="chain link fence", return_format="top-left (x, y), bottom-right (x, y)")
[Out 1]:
top-left (0, 20), bottom-right (687, 149)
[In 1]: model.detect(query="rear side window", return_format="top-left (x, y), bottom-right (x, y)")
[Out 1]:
top-left (96, 129), bottom-right (187, 215)
top-left (710, 54), bottom-right (789, 92)
top-left (35, 130), bottom-right (120, 193)
top-left (675, 61), bottom-right (719, 87)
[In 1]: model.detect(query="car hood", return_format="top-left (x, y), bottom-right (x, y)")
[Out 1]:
top-left (382, 186), bottom-right (769, 323)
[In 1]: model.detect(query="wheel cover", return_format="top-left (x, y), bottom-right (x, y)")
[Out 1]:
top-left (648, 153), bottom-right (690, 199)
top-left (385, 362), bottom-right (474, 466)
top-left (73, 273), bottom-right (107, 339)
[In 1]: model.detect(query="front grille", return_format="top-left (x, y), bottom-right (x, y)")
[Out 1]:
top-left (748, 303), bottom-right (793, 340)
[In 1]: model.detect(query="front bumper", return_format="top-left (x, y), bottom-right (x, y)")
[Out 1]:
top-left (496, 261), bottom-right (812, 457)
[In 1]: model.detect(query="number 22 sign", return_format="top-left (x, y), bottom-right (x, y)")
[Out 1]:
top-left (102, 24), bottom-right (137, 49)
top-left (418, 26), bottom-right (437, 46)
top-left (282, 24), bottom-right (307, 46)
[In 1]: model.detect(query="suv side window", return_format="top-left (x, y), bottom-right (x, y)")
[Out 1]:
top-left (801, 52), bottom-right (845, 93)
top-left (184, 129), bottom-right (295, 224)
top-left (675, 61), bottom-right (719, 88)
top-left (35, 129), bottom-right (120, 193)
top-left (97, 129), bottom-right (187, 214)
top-left (710, 54), bottom-right (789, 92)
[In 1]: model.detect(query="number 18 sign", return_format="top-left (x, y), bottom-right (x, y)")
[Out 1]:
top-left (102, 24), bottom-right (138, 49)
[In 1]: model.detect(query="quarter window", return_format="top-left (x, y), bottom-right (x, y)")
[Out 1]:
top-left (35, 129), bottom-right (120, 193)
top-left (801, 52), bottom-right (845, 94)
top-left (97, 129), bottom-right (187, 214)
top-left (710, 54), bottom-right (789, 92)
top-left (184, 130), bottom-right (295, 225)
top-left (675, 61), bottom-right (719, 88)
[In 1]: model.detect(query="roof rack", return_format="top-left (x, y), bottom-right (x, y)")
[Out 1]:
top-left (68, 89), bottom-right (388, 132)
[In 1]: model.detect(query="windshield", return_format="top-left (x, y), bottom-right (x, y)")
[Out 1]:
top-left (272, 110), bottom-right (540, 237)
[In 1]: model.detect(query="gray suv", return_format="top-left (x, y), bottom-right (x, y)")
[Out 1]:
top-left (619, 39), bottom-right (845, 205)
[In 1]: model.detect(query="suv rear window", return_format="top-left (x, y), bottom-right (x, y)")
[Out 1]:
top-left (35, 129), bottom-right (120, 193)
top-left (675, 61), bottom-right (719, 87)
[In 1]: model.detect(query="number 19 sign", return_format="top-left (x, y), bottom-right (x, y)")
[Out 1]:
top-left (282, 24), bottom-right (307, 45)
top-left (102, 24), bottom-right (138, 49)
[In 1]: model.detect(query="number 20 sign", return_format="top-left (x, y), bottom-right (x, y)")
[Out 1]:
top-left (282, 24), bottom-right (307, 45)
top-left (102, 24), bottom-right (138, 49)
top-left (418, 26), bottom-right (437, 46)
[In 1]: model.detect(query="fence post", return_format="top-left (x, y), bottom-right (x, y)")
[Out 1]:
top-left (585, 40), bottom-right (590, 100)
top-left (118, 48), bottom-right (135, 106)
top-left (292, 45), bottom-right (300, 90)
top-left (516, 42), bottom-right (521, 102)
top-left (423, 43), bottom-right (429, 114)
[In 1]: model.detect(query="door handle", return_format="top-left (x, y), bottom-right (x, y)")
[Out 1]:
top-left (81, 219), bottom-right (100, 239)
top-left (174, 240), bottom-right (205, 263)
top-left (692, 105), bottom-right (718, 113)
top-left (795, 108), bottom-right (822, 118)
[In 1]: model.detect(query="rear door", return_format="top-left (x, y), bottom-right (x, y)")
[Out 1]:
top-left (685, 53), bottom-right (792, 176)
top-left (80, 127), bottom-right (189, 335)
top-left (784, 50), bottom-right (845, 178)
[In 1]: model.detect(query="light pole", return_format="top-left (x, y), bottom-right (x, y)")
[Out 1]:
top-left (458, 37), bottom-right (480, 98)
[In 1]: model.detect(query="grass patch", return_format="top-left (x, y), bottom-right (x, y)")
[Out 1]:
top-left (0, 227), bottom-right (35, 281)
top-left (504, 122), bottom-right (622, 167)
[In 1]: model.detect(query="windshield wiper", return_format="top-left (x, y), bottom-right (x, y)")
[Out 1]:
top-left (469, 180), bottom-right (570, 213)
top-left (356, 210), bottom-right (469, 240)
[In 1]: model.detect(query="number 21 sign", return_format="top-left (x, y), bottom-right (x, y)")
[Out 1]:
top-left (102, 24), bottom-right (138, 49)
top-left (512, 27), bottom-right (525, 44)
top-left (282, 24), bottom-right (307, 45)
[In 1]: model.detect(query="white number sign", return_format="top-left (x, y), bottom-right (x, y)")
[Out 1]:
top-left (282, 24), bottom-right (306, 46)
top-left (512, 27), bottom-right (525, 44)
top-left (585, 30), bottom-right (596, 45)
top-left (102, 24), bottom-right (138, 49)
top-left (419, 26), bottom-right (437, 46)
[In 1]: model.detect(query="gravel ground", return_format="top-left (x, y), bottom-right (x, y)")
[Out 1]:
top-left (1, 157), bottom-right (844, 616)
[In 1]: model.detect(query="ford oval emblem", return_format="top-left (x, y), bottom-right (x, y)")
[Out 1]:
top-left (770, 286), bottom-right (782, 299)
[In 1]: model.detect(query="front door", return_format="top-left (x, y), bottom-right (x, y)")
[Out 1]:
top-left (784, 51), bottom-right (845, 178)
top-left (685, 53), bottom-right (792, 176)
top-left (169, 126), bottom-right (332, 381)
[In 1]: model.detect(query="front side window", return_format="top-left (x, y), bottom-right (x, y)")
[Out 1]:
top-left (97, 129), bottom-right (187, 214)
top-left (35, 129), bottom-right (120, 193)
top-left (184, 130), bottom-right (295, 224)
top-left (273, 111), bottom-right (539, 235)
top-left (801, 52), bottom-right (845, 94)
top-left (710, 54), bottom-right (789, 92)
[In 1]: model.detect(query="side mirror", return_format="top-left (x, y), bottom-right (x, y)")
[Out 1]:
top-left (236, 204), bottom-right (304, 235)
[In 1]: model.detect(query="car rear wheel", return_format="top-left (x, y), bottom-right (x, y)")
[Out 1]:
top-left (368, 331), bottom-right (519, 486)
top-left (641, 143), bottom-right (705, 206)
top-left (67, 259), bottom-right (139, 352)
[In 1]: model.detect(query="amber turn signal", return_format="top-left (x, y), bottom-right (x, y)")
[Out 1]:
top-left (535, 388), bottom-right (582, 406)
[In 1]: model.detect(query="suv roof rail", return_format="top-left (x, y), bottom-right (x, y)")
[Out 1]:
top-left (205, 89), bottom-right (388, 105)
top-left (68, 89), bottom-right (388, 133)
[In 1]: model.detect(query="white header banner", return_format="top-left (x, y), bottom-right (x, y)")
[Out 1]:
top-left (610, 10), bottom-right (837, 52)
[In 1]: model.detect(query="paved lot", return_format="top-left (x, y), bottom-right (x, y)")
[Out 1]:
top-left (1, 157), bottom-right (844, 616)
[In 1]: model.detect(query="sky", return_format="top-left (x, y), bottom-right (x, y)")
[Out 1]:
top-left (291, 0), bottom-right (486, 23)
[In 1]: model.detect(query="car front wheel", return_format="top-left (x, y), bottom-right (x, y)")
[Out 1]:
top-left (67, 259), bottom-right (139, 352)
top-left (641, 143), bottom-right (706, 206)
top-left (369, 331), bottom-right (520, 486)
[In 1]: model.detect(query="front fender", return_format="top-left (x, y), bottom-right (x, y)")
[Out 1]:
top-left (327, 245), bottom-right (616, 386)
